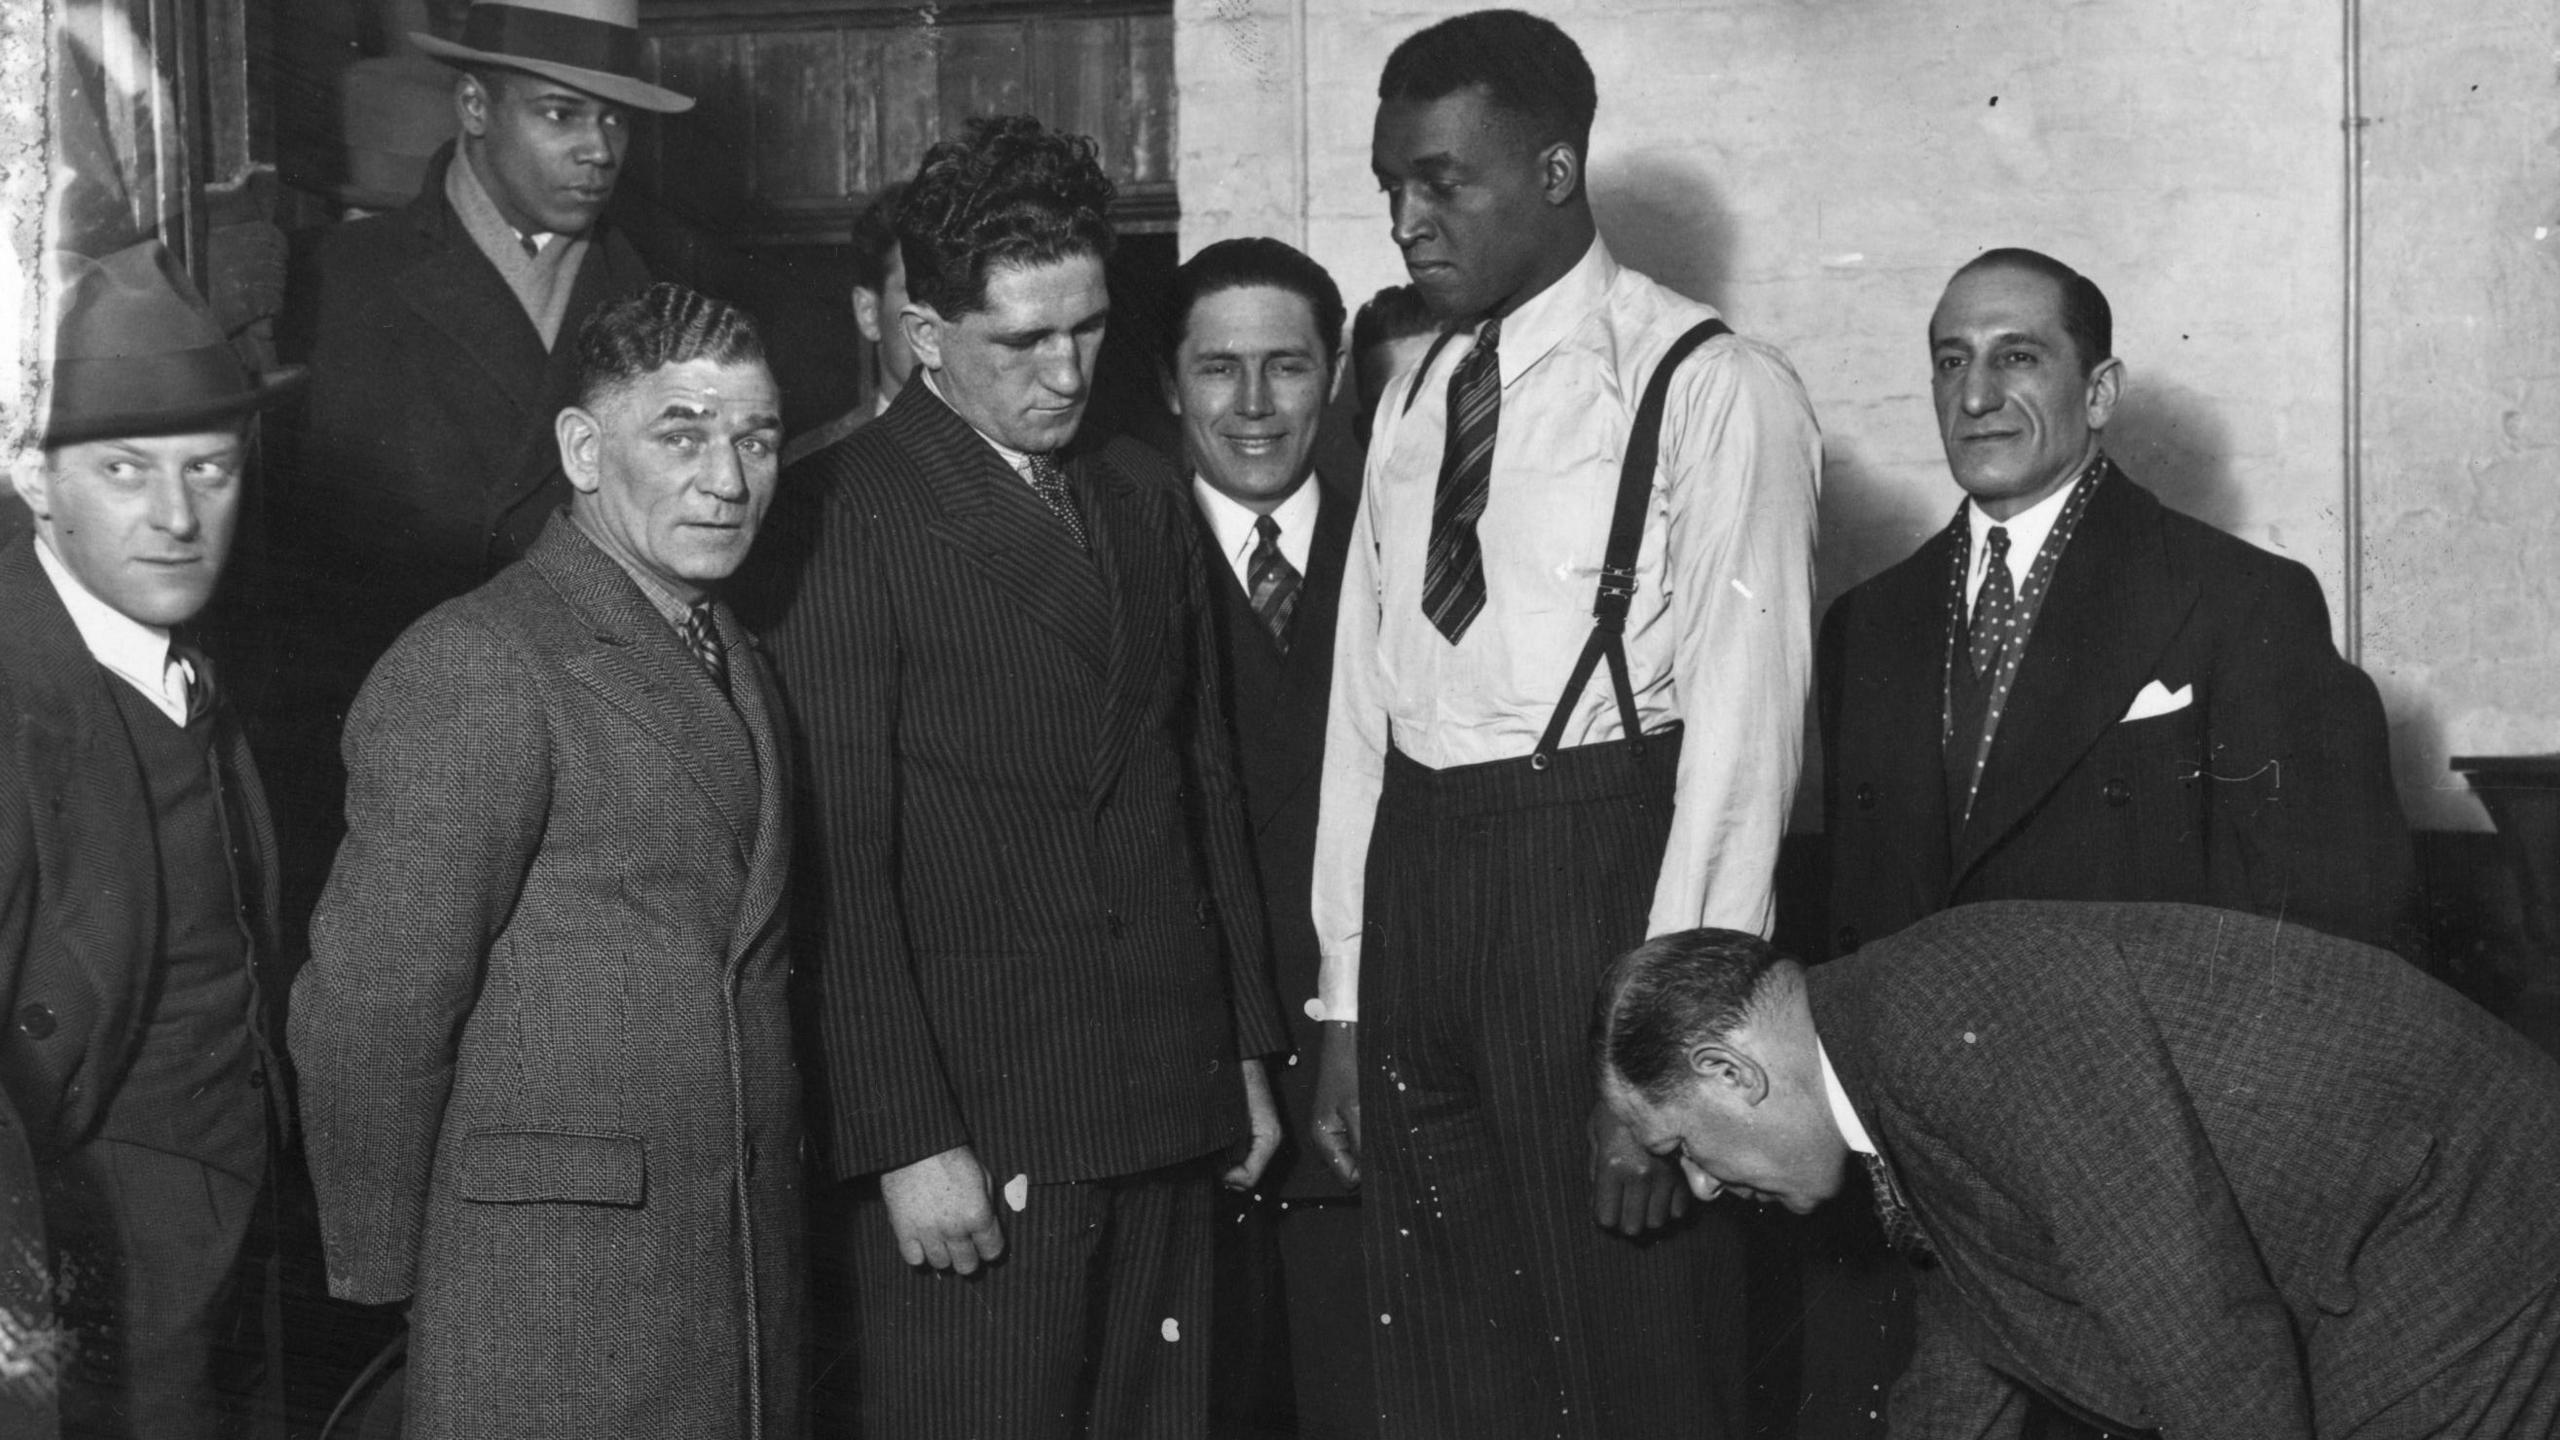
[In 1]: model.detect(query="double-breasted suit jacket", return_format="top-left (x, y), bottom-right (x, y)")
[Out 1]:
top-left (0, 535), bottom-right (282, 1440)
top-left (279, 143), bottom-right (653, 677)
top-left (1814, 900), bottom-right (2560, 1437)
top-left (1821, 463), bottom-right (2415, 958)
top-left (745, 381), bottom-right (1287, 1189)
top-left (290, 518), bottom-right (801, 1440)
top-left (1186, 473), bottom-right (1355, 1198)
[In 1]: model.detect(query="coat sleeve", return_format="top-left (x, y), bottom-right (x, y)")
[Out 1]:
top-left (1888, 939), bottom-right (2316, 1439)
top-left (288, 612), bottom-right (551, 1305)
top-left (763, 481), bottom-right (972, 1182)
top-left (1887, 1270), bottom-right (2036, 1440)
top-left (2206, 559), bottom-right (2416, 951)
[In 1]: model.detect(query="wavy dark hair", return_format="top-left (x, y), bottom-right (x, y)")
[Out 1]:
top-left (574, 282), bottom-right (766, 408)
top-left (1160, 237), bottom-right (1347, 370)
top-left (1950, 248), bottom-right (2114, 376)
top-left (848, 181), bottom-right (910, 294)
top-left (897, 115), bottom-right (1117, 319)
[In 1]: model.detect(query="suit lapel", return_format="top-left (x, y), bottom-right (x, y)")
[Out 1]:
top-left (390, 168), bottom-right (549, 439)
top-left (896, 385), bottom-right (1114, 676)
top-left (1251, 475), bottom-right (1355, 829)
top-left (532, 522), bottom-right (762, 854)
top-left (1856, 536), bottom-right (1960, 903)
top-left (1085, 454), bottom-right (1165, 810)
top-left (721, 620), bottom-right (791, 964)
top-left (1954, 470), bottom-right (2197, 883)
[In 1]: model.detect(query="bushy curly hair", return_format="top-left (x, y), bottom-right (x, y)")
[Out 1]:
top-left (897, 115), bottom-right (1117, 319)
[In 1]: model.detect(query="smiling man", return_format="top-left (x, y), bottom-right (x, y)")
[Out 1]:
top-left (744, 116), bottom-right (1286, 1440)
top-left (1592, 906), bottom-right (2560, 1440)
top-left (292, 284), bottom-right (802, 1440)
top-left (1306, 11), bottom-right (1821, 1439)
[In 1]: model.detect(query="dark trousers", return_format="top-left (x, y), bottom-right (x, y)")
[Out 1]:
top-left (1359, 737), bottom-right (1746, 1440)
top-left (42, 1137), bottom-right (262, 1440)
top-left (1210, 1192), bottom-right (1376, 1440)
top-left (848, 1159), bottom-right (1215, 1439)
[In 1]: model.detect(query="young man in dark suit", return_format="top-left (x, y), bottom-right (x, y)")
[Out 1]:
top-left (291, 285), bottom-right (800, 1439)
top-left (747, 115), bottom-right (1288, 1440)
top-left (1594, 908), bottom-right (2560, 1439)
top-left (1158, 238), bottom-right (1375, 1440)
top-left (2, 241), bottom-right (301, 1439)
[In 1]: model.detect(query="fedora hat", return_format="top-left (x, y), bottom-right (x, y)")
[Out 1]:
top-left (412, 0), bottom-right (692, 115)
top-left (41, 242), bottom-right (305, 448)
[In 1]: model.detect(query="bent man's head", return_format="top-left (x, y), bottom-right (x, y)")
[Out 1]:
top-left (555, 284), bottom-right (780, 600)
top-left (1929, 248), bottom-right (2123, 521)
top-left (896, 115), bottom-right (1117, 455)
top-left (1589, 929), bottom-right (1850, 1214)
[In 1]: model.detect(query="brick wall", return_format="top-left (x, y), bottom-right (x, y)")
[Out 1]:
top-left (1177, 0), bottom-right (2560, 830)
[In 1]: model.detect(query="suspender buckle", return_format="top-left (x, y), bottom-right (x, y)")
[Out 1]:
top-left (1595, 566), bottom-right (1639, 603)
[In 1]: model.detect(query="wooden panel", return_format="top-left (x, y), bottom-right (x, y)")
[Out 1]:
top-left (866, 24), bottom-right (939, 191)
top-left (936, 20), bottom-right (1027, 135)
top-left (751, 29), bottom-right (846, 200)
top-left (646, 0), bottom-right (1165, 30)
top-left (1028, 16), bottom-right (1124, 171)
top-left (645, 33), bottom-right (752, 221)
top-left (1126, 11), bottom-right (1172, 185)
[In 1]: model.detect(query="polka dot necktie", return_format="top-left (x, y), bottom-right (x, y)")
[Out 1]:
top-left (1969, 526), bottom-right (2016, 681)
top-left (1026, 451), bottom-right (1091, 552)
top-left (1863, 1151), bottom-right (1933, 1261)
top-left (1422, 318), bottom-right (1501, 644)
top-left (1247, 514), bottom-right (1303, 653)
top-left (681, 598), bottom-right (730, 699)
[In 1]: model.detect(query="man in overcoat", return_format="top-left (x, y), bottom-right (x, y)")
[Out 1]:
top-left (290, 284), bottom-right (799, 1439)
top-left (1594, 906), bottom-right (2560, 1439)
top-left (2, 240), bottom-right (300, 1439)
top-left (744, 115), bottom-right (1287, 1440)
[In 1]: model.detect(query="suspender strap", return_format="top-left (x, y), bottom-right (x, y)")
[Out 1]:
top-left (1530, 317), bottom-right (1732, 770)
top-left (1400, 327), bottom-right (1465, 417)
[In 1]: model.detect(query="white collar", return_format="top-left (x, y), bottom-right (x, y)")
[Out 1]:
top-left (1190, 473), bottom-right (1319, 570)
top-left (1816, 1039), bottom-right (1877, 1157)
top-left (1483, 234), bottom-right (1616, 387)
top-left (34, 536), bottom-right (188, 723)
top-left (1966, 456), bottom-right (2090, 584)
top-left (921, 369), bottom-right (1035, 476)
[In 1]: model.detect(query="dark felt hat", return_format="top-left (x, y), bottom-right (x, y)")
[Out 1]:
top-left (412, 0), bottom-right (692, 115)
top-left (41, 241), bottom-right (305, 448)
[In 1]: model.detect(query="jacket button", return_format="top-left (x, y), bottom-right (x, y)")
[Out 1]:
top-left (2102, 778), bottom-right (2132, 808)
top-left (1854, 783), bottom-right (1879, 813)
top-left (1106, 910), bottom-right (1126, 937)
top-left (16, 1003), bottom-right (54, 1040)
top-left (1195, 898), bottom-right (1214, 929)
top-left (1835, 925), bottom-right (1861, 954)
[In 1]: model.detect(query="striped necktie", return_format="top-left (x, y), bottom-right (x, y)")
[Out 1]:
top-left (681, 598), bottom-right (730, 699)
top-left (1247, 514), bottom-right (1303, 652)
top-left (1422, 318), bottom-right (1501, 643)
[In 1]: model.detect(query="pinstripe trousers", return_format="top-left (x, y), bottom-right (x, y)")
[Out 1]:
top-left (1359, 733), bottom-right (1746, 1440)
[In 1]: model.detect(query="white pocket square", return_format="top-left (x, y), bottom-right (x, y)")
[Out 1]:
top-left (2120, 681), bottom-right (2192, 723)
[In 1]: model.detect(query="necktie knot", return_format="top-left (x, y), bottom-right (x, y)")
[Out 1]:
top-left (681, 599), bottom-right (730, 698)
top-left (1862, 1150), bottom-right (1934, 1261)
top-left (169, 643), bottom-right (214, 725)
top-left (1026, 452), bottom-right (1091, 551)
top-left (1984, 525), bottom-right (2010, 566)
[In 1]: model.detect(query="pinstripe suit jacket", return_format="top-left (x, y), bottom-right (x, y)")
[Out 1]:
top-left (291, 517), bottom-right (801, 1440)
top-left (746, 380), bottom-right (1287, 1186)
top-left (1813, 901), bottom-right (2560, 1439)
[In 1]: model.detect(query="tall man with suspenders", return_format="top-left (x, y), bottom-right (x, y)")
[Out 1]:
top-left (1306, 12), bottom-right (1823, 1438)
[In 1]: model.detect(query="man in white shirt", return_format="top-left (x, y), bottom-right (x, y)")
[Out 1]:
top-left (2, 240), bottom-right (300, 1439)
top-left (1160, 237), bottom-right (1377, 1439)
top-left (1306, 11), bottom-right (1822, 1438)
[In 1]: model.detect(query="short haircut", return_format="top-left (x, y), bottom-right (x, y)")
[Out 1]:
top-left (897, 114), bottom-right (1117, 320)
top-left (1378, 9), bottom-right (1598, 156)
top-left (1160, 237), bottom-right (1347, 370)
top-left (1952, 248), bottom-right (2114, 376)
top-left (848, 182), bottom-right (909, 294)
top-left (574, 282), bottom-right (767, 410)
top-left (1352, 283), bottom-right (1437, 359)
top-left (1590, 929), bottom-right (1791, 1105)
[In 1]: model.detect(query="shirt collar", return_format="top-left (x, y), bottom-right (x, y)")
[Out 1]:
top-left (1816, 1039), bottom-right (1877, 1157)
top-left (571, 511), bottom-right (700, 632)
top-left (33, 534), bottom-right (178, 696)
top-left (1190, 473), bottom-right (1320, 569)
top-left (1965, 452), bottom-right (2094, 580)
top-left (1484, 234), bottom-right (1616, 389)
top-left (920, 369), bottom-right (1036, 477)
top-left (448, 149), bottom-right (564, 262)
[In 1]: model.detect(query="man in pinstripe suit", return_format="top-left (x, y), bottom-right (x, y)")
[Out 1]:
top-left (746, 115), bottom-right (1289, 1440)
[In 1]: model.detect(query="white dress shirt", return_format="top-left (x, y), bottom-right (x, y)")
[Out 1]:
top-left (35, 537), bottom-right (192, 725)
top-left (1963, 470), bottom-right (2084, 611)
top-left (1190, 475), bottom-right (1319, 594)
top-left (1311, 237), bottom-right (1823, 1022)
top-left (1817, 1040), bottom-right (1878, 1156)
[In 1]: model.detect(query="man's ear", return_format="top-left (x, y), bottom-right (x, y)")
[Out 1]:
top-left (556, 405), bottom-right (604, 495)
top-left (853, 287), bottom-right (884, 346)
top-left (2084, 356), bottom-right (2125, 431)
top-left (454, 73), bottom-right (490, 140)
top-left (1159, 359), bottom-right (1184, 418)
top-left (1539, 139), bottom-right (1584, 209)
top-left (1326, 350), bottom-right (1348, 405)
top-left (8, 450), bottom-right (52, 523)
top-left (1684, 1039), bottom-right (1771, 1108)
top-left (903, 303), bottom-right (944, 374)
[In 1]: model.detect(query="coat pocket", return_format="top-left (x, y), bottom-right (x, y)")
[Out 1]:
top-left (458, 1127), bottom-right (648, 1207)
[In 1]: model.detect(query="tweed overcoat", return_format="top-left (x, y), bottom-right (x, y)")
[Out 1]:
top-left (290, 518), bottom-right (801, 1440)
top-left (742, 381), bottom-right (1288, 1188)
top-left (0, 535), bottom-right (283, 1440)
top-left (1820, 463), bottom-right (2415, 958)
top-left (1814, 900), bottom-right (2560, 1437)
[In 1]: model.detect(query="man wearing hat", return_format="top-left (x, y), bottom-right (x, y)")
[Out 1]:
top-left (2, 240), bottom-right (300, 1439)
top-left (273, 0), bottom-right (689, 941)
